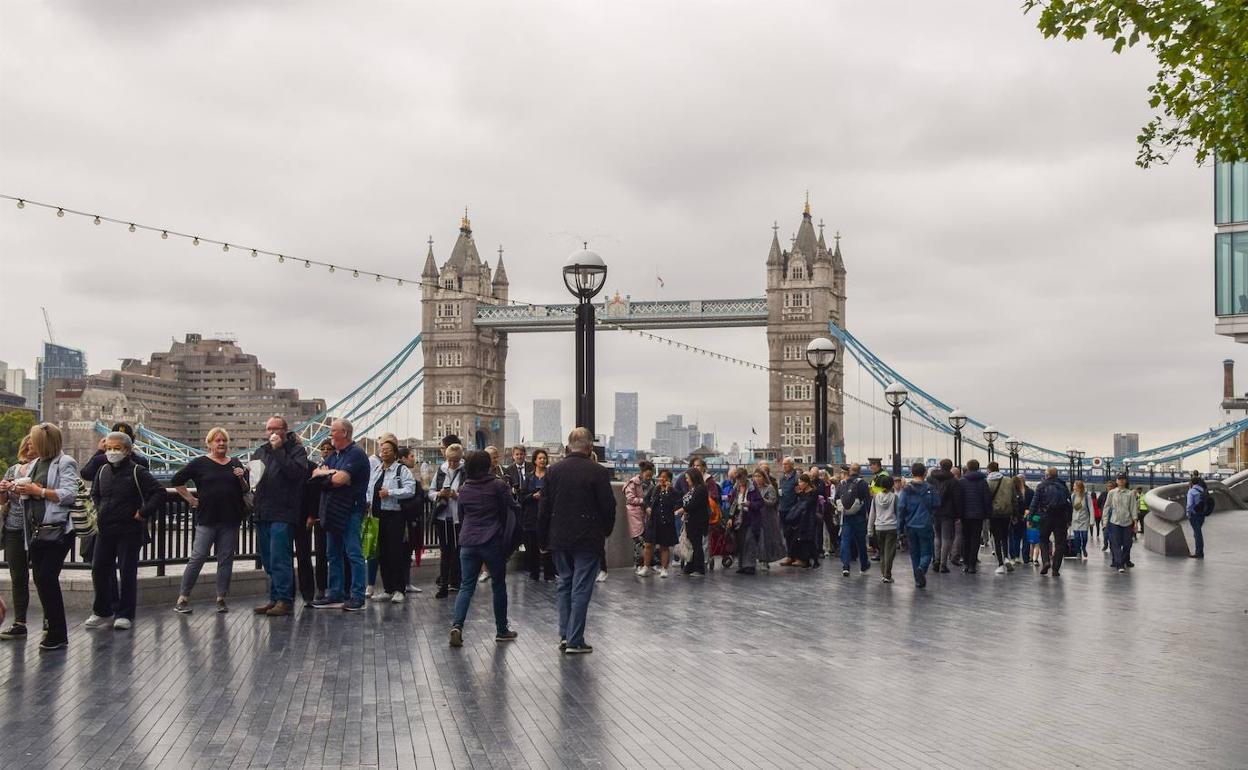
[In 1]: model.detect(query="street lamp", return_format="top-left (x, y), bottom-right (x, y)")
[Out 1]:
top-left (1005, 438), bottom-right (1020, 476)
top-left (983, 425), bottom-right (998, 466)
top-left (1075, 449), bottom-right (1086, 480)
top-left (948, 408), bottom-right (967, 468)
top-left (805, 338), bottom-right (837, 465)
top-left (1167, 464), bottom-right (1176, 482)
top-left (1147, 462), bottom-right (1155, 488)
top-left (562, 247), bottom-right (608, 439)
top-left (1066, 447), bottom-right (1078, 483)
top-left (885, 382), bottom-right (909, 476)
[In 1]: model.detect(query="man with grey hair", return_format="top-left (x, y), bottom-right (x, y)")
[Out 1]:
top-left (538, 427), bottom-right (616, 654)
top-left (251, 415), bottom-right (308, 616)
top-left (1027, 466), bottom-right (1072, 577)
top-left (311, 418), bottom-right (371, 610)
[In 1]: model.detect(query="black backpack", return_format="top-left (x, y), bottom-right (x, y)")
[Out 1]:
top-left (1198, 486), bottom-right (1215, 516)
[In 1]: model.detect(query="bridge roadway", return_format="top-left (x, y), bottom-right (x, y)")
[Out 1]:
top-left (474, 296), bottom-right (768, 332)
top-left (0, 514), bottom-right (1242, 768)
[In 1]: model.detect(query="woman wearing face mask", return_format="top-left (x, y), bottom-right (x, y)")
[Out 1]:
top-left (87, 431), bottom-right (165, 632)
top-left (15, 423), bottom-right (81, 651)
top-left (0, 437), bottom-right (35, 642)
top-left (170, 427), bottom-right (248, 614)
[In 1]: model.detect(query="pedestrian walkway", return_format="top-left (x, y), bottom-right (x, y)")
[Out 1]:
top-left (1, 515), bottom-right (1244, 769)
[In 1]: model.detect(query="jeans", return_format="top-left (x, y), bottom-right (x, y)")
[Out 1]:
top-left (553, 549), bottom-right (599, 647)
top-left (294, 519), bottom-right (327, 602)
top-left (906, 526), bottom-right (934, 584)
top-left (1007, 518), bottom-right (1026, 560)
top-left (1183, 514), bottom-right (1203, 556)
top-left (452, 535), bottom-right (510, 633)
top-left (876, 529), bottom-right (898, 579)
top-left (936, 518), bottom-right (957, 567)
top-left (257, 521), bottom-right (295, 603)
top-left (29, 534), bottom-right (72, 643)
top-left (3, 528), bottom-right (30, 624)
top-left (179, 524), bottom-right (239, 599)
top-left (1071, 530), bottom-right (1089, 557)
top-left (840, 513), bottom-right (869, 571)
top-left (1038, 518), bottom-right (1067, 572)
top-left (327, 511), bottom-right (366, 602)
top-left (92, 529), bottom-right (143, 620)
top-left (1107, 522), bottom-right (1133, 568)
top-left (989, 517), bottom-right (1010, 566)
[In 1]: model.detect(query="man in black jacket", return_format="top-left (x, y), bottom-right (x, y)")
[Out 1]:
top-left (251, 416), bottom-right (309, 617)
top-left (1029, 467), bottom-right (1071, 577)
top-left (538, 428), bottom-right (616, 654)
top-left (928, 459), bottom-right (960, 573)
top-left (956, 459), bottom-right (991, 573)
top-left (503, 445), bottom-right (533, 499)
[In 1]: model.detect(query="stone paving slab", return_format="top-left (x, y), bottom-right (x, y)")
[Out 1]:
top-left (1, 515), bottom-right (1244, 769)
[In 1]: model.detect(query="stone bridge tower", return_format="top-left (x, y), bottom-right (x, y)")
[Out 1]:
top-left (766, 199), bottom-right (846, 464)
top-left (420, 211), bottom-right (509, 449)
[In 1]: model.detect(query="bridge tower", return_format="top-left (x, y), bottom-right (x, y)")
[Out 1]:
top-left (766, 198), bottom-right (846, 464)
top-left (420, 211), bottom-right (509, 450)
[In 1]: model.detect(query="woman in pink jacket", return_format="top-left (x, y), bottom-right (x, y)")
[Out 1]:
top-left (623, 460), bottom-right (655, 571)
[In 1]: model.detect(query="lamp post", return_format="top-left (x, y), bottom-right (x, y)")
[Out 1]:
top-left (1076, 449), bottom-right (1086, 481)
top-left (1005, 439), bottom-right (1020, 476)
top-left (884, 382), bottom-right (909, 477)
top-left (1168, 464), bottom-right (1176, 482)
top-left (983, 425), bottom-right (998, 466)
top-left (1066, 448), bottom-right (1078, 484)
top-left (1147, 462), bottom-right (1155, 489)
top-left (562, 247), bottom-right (608, 439)
top-left (948, 408), bottom-right (967, 468)
top-left (805, 338), bottom-right (837, 465)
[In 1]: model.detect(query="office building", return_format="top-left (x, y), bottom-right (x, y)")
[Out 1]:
top-left (612, 392), bottom-right (638, 452)
top-left (1113, 433), bottom-right (1139, 457)
top-left (533, 399), bottom-right (562, 444)
top-left (504, 402), bottom-right (521, 447)
top-left (36, 342), bottom-right (87, 418)
top-left (1214, 159), bottom-right (1248, 341)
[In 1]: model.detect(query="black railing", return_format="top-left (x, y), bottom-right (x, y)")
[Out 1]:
top-left (0, 490), bottom-right (439, 573)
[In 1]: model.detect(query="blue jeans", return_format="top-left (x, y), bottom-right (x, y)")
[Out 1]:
top-left (1007, 518), bottom-right (1026, 559)
top-left (1189, 513), bottom-right (1205, 557)
top-left (840, 513), bottom-right (869, 571)
top-left (452, 536), bottom-right (509, 633)
top-left (1071, 530), bottom-right (1089, 557)
top-left (1107, 522), bottom-right (1133, 568)
top-left (257, 522), bottom-right (295, 603)
top-left (327, 511), bottom-right (366, 602)
top-left (906, 526), bottom-right (934, 581)
top-left (553, 549), bottom-right (599, 647)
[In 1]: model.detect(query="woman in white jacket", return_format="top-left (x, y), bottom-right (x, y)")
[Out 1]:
top-left (1069, 480), bottom-right (1094, 559)
top-left (868, 475), bottom-right (900, 583)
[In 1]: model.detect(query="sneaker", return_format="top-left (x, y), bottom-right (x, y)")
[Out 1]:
top-left (596, 570), bottom-right (608, 583)
top-left (365, 586), bottom-right (375, 598)
top-left (939, 565), bottom-right (950, 574)
top-left (564, 643), bottom-right (593, 654)
top-left (1052, 569), bottom-right (1060, 577)
top-left (0, 623), bottom-right (28, 640)
top-left (38, 639), bottom-right (68, 652)
top-left (638, 567), bottom-right (652, 577)
top-left (495, 629), bottom-right (518, 642)
top-left (84, 614), bottom-right (109, 628)
top-left (405, 584), bottom-right (423, 594)
top-left (1041, 565), bottom-right (1050, 576)
top-left (342, 598), bottom-right (366, 611)
top-left (173, 599), bottom-right (192, 614)
top-left (266, 601), bottom-right (292, 616)
top-left (435, 588), bottom-right (449, 599)
top-left (1126, 560), bottom-right (1135, 568)
top-left (1005, 562), bottom-right (1015, 573)
top-left (558, 638), bottom-right (568, 652)
top-left (449, 627), bottom-right (463, 648)
top-left (391, 591), bottom-right (405, 603)
top-left (312, 597), bottom-right (344, 609)
top-left (915, 574), bottom-right (927, 588)
top-left (216, 599), bottom-right (229, 613)
top-left (778, 558), bottom-right (794, 566)
top-left (842, 569), bottom-right (850, 577)
top-left (882, 577), bottom-right (893, 584)
top-left (1118, 567), bottom-right (1127, 574)
top-left (479, 572), bottom-right (491, 583)
top-left (253, 602), bottom-right (275, 615)
top-left (659, 568), bottom-right (669, 578)
top-left (994, 565), bottom-right (1007, 575)
top-left (113, 618), bottom-right (132, 630)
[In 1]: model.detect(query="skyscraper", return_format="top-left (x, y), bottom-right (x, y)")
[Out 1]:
top-left (36, 342), bottom-right (86, 418)
top-left (504, 402), bottom-right (521, 447)
top-left (533, 399), bottom-right (562, 444)
top-left (1113, 433), bottom-right (1139, 456)
top-left (612, 392), bottom-right (638, 452)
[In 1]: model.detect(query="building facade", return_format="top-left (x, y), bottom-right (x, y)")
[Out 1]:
top-left (420, 212), bottom-right (509, 449)
top-left (1113, 433), bottom-right (1140, 457)
top-left (503, 402), bottom-right (521, 448)
top-left (612, 392), bottom-right (638, 452)
top-left (1214, 160), bottom-right (1248, 341)
top-left (36, 342), bottom-right (86, 418)
top-left (766, 201), bottom-right (846, 464)
top-left (532, 399), bottom-right (562, 445)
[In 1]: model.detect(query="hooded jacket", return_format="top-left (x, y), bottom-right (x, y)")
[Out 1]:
top-left (90, 455), bottom-right (165, 536)
top-left (898, 480), bottom-right (939, 530)
top-left (957, 470), bottom-right (992, 520)
top-left (869, 490), bottom-right (898, 532)
top-left (928, 468), bottom-right (960, 520)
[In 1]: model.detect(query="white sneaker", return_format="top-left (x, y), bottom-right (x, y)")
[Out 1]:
top-left (391, 591), bottom-right (405, 603)
top-left (406, 584), bottom-right (423, 593)
top-left (637, 567), bottom-right (652, 577)
top-left (596, 570), bottom-right (608, 583)
top-left (365, 586), bottom-right (374, 598)
top-left (995, 565), bottom-right (1007, 575)
top-left (113, 618), bottom-right (131, 630)
top-left (84, 614), bottom-right (108, 628)
top-left (659, 568), bottom-right (669, 578)
top-left (479, 572), bottom-right (491, 583)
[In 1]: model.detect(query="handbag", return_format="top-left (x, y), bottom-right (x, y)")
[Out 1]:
top-left (361, 514), bottom-right (380, 561)
top-left (677, 528), bottom-right (694, 562)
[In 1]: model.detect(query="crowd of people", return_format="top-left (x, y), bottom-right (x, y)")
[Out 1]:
top-left (0, 417), bottom-right (1217, 654)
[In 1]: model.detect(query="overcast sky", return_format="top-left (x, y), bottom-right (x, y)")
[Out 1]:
top-left (0, 0), bottom-right (1235, 466)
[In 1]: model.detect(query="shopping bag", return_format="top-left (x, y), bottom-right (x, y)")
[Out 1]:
top-left (361, 514), bottom-right (380, 561)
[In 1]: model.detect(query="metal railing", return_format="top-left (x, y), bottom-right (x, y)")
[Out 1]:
top-left (0, 491), bottom-right (440, 573)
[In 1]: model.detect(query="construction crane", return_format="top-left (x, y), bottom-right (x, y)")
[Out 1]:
top-left (41, 306), bottom-right (56, 344)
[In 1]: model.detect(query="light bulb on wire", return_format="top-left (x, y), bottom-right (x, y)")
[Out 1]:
top-left (192, 237), bottom-right (199, 245)
top-left (56, 208), bottom-right (64, 217)
top-left (277, 254), bottom-right (285, 263)
top-left (304, 260), bottom-right (310, 269)
top-left (352, 270), bottom-right (359, 278)
top-left (251, 249), bottom-right (257, 257)
top-left (93, 216), bottom-right (101, 225)
top-left (329, 265), bottom-right (335, 273)
top-left (128, 223), bottom-right (136, 232)
top-left (161, 231), bottom-right (168, 239)
top-left (15, 200), bottom-right (23, 209)
top-left (222, 244), bottom-right (229, 252)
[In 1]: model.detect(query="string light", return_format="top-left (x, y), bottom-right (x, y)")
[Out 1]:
top-left (304, 260), bottom-right (311, 268)
top-left (352, 270), bottom-right (359, 278)
top-left (192, 237), bottom-right (199, 245)
top-left (277, 254), bottom-right (285, 263)
top-left (251, 249), bottom-right (257, 257)
top-left (128, 223), bottom-right (136, 232)
top-left (93, 216), bottom-right (101, 225)
top-left (57, 208), bottom-right (64, 217)
top-left (329, 265), bottom-right (335, 273)
top-left (15, 199), bottom-right (23, 209)
top-left (222, 243), bottom-right (229, 252)
top-left (161, 231), bottom-right (168, 239)
top-left (375, 274), bottom-right (381, 282)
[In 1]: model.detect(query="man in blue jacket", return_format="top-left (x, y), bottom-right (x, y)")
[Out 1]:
top-left (1185, 473), bottom-right (1210, 559)
top-left (898, 462), bottom-right (939, 587)
top-left (956, 459), bottom-right (992, 574)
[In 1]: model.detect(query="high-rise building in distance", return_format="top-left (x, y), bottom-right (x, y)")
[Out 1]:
top-left (36, 342), bottom-right (86, 418)
top-left (533, 399), bottom-right (562, 444)
top-left (504, 402), bottom-right (521, 447)
top-left (612, 392), bottom-right (638, 452)
top-left (1113, 433), bottom-right (1139, 457)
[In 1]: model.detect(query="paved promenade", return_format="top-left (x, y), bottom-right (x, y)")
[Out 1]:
top-left (1, 515), bottom-right (1244, 770)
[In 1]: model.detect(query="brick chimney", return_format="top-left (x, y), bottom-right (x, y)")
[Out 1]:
top-left (1224, 359), bottom-right (1235, 400)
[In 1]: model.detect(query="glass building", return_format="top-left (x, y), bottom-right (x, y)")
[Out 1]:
top-left (1214, 159), bottom-right (1248, 340)
top-left (36, 342), bottom-right (87, 418)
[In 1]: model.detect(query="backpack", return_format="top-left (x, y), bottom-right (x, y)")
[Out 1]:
top-left (1037, 481), bottom-right (1072, 523)
top-left (69, 477), bottom-right (97, 535)
top-left (989, 478), bottom-right (1014, 517)
top-left (1197, 486), bottom-right (1215, 516)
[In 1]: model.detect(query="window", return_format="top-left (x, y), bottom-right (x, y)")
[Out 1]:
top-left (434, 351), bottom-right (464, 367)
top-left (1215, 232), bottom-right (1248, 316)
top-left (437, 302), bottom-right (461, 318)
top-left (783, 384), bottom-right (813, 401)
top-left (1215, 160), bottom-right (1248, 225)
top-left (435, 389), bottom-right (464, 406)
top-left (784, 291), bottom-right (812, 309)
top-left (790, 262), bottom-right (806, 280)
top-left (781, 344), bottom-right (802, 361)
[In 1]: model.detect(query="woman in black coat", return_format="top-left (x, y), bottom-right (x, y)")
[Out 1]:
top-left (641, 469), bottom-right (680, 577)
top-left (677, 468), bottom-right (710, 576)
top-left (518, 449), bottom-right (553, 580)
